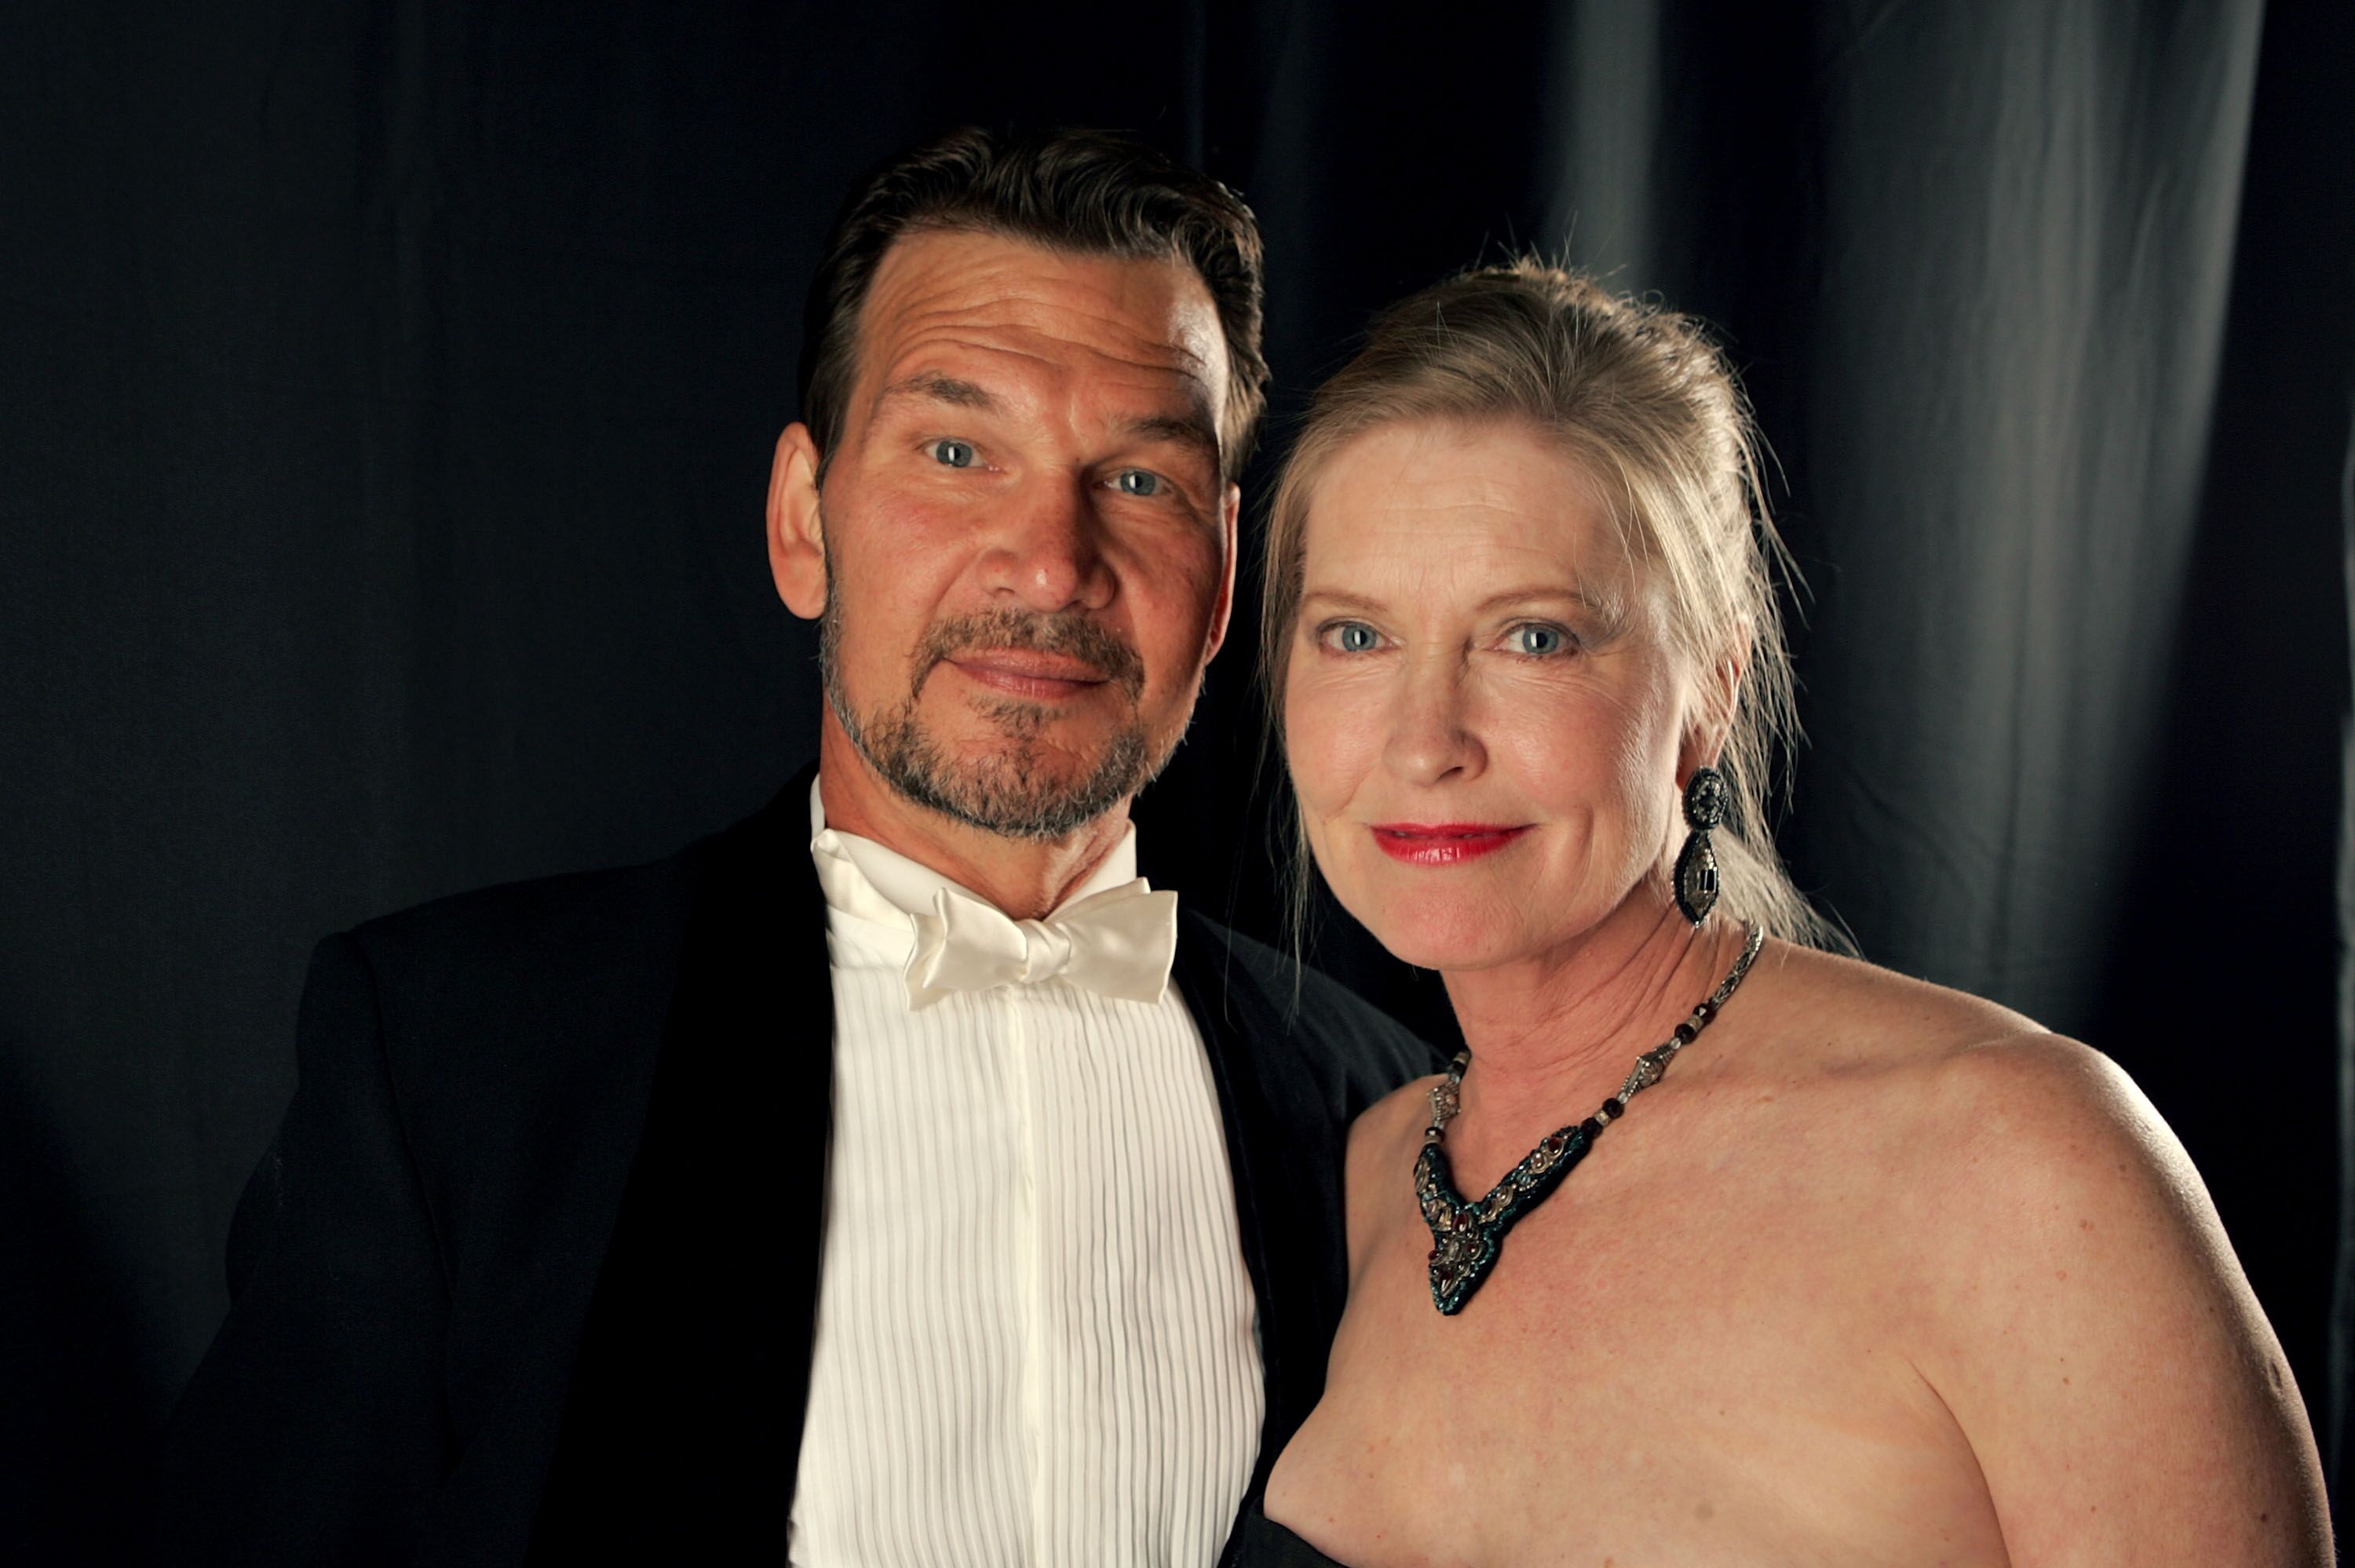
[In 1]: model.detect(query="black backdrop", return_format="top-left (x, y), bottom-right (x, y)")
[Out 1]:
top-left (5, 1), bottom-right (2350, 1559)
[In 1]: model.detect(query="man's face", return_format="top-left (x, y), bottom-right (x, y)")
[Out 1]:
top-left (789, 229), bottom-right (1239, 841)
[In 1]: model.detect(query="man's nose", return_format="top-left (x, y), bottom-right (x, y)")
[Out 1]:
top-left (979, 473), bottom-right (1115, 614)
top-left (1382, 654), bottom-right (1486, 787)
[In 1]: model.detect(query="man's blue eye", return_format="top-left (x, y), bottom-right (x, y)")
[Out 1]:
top-left (929, 439), bottom-right (975, 468)
top-left (1114, 469), bottom-right (1160, 497)
top-left (1511, 624), bottom-right (1568, 655)
top-left (1331, 622), bottom-right (1379, 654)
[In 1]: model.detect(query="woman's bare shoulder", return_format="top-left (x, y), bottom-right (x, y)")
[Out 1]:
top-left (1741, 942), bottom-right (2167, 1195)
top-left (1824, 1008), bottom-right (2330, 1552)
top-left (1756, 948), bottom-right (2284, 1399)
top-left (1732, 943), bottom-right (2232, 1276)
top-left (1745, 943), bottom-right (2327, 1549)
top-left (1740, 940), bottom-right (2047, 1067)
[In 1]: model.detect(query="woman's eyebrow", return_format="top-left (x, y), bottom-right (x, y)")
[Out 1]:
top-left (1297, 588), bottom-right (1389, 614)
top-left (1298, 586), bottom-right (1604, 614)
top-left (1473, 584), bottom-right (1605, 612)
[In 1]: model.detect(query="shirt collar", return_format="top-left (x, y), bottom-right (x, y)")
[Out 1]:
top-left (806, 775), bottom-right (1142, 932)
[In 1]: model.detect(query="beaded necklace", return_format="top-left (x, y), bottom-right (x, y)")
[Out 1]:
top-left (1416, 925), bottom-right (1765, 1315)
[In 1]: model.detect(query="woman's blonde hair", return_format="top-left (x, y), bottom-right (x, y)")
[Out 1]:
top-left (1261, 257), bottom-right (1840, 950)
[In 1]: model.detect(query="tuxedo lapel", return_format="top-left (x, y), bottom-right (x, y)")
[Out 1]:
top-left (1169, 919), bottom-right (1353, 1530)
top-left (530, 765), bottom-right (831, 1559)
top-left (530, 789), bottom-right (1377, 1560)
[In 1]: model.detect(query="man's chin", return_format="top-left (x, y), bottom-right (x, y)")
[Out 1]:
top-left (927, 688), bottom-right (1110, 739)
top-left (928, 708), bottom-right (1132, 774)
top-left (937, 749), bottom-right (1130, 811)
top-left (860, 725), bottom-right (1149, 842)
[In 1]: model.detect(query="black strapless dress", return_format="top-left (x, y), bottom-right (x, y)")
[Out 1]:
top-left (1232, 1504), bottom-right (1351, 1567)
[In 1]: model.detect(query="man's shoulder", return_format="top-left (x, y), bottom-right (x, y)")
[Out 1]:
top-left (337, 779), bottom-right (810, 995)
top-left (301, 830), bottom-right (773, 1170)
top-left (1173, 910), bottom-right (1443, 1085)
top-left (342, 851), bottom-right (700, 991)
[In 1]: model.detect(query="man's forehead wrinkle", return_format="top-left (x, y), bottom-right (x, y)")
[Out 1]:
top-left (864, 239), bottom-right (1223, 379)
top-left (847, 235), bottom-right (1232, 476)
top-left (887, 294), bottom-right (1218, 383)
top-left (862, 334), bottom-right (1049, 431)
top-left (871, 329), bottom-right (1223, 447)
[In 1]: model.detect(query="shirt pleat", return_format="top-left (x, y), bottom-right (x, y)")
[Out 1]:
top-left (792, 797), bottom-right (1263, 1568)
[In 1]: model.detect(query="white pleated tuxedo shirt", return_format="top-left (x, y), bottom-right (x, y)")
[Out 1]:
top-left (789, 782), bottom-right (1265, 1567)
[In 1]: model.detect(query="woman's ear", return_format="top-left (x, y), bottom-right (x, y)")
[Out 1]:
top-left (1679, 641), bottom-right (1747, 784)
top-left (767, 423), bottom-right (827, 619)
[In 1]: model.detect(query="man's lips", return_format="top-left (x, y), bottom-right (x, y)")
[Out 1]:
top-left (944, 649), bottom-right (1112, 700)
top-left (1369, 822), bottom-right (1532, 866)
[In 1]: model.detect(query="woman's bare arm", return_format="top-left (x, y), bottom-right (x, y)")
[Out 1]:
top-left (1908, 1034), bottom-right (2330, 1564)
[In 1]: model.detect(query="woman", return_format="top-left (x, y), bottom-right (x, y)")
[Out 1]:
top-left (1243, 261), bottom-right (2330, 1564)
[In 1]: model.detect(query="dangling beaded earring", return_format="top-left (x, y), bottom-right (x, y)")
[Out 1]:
top-left (1674, 764), bottom-right (1729, 925)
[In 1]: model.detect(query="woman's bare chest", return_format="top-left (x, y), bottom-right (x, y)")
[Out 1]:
top-left (1270, 1139), bottom-right (2010, 1565)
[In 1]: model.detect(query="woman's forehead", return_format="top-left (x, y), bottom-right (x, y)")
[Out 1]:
top-left (1300, 417), bottom-right (1633, 585)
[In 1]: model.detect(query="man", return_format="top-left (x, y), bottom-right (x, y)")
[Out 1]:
top-left (153, 127), bottom-right (1435, 1566)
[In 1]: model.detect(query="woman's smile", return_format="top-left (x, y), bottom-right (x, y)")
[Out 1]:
top-left (1367, 822), bottom-right (1532, 864)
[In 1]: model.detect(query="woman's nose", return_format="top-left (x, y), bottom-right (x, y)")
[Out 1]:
top-left (1381, 658), bottom-right (1485, 786)
top-left (980, 476), bottom-right (1115, 614)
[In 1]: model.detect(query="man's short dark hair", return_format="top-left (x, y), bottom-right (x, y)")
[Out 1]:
top-left (798, 126), bottom-right (1269, 483)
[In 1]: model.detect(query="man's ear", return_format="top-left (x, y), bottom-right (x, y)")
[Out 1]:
top-left (767, 422), bottom-right (827, 620)
top-left (1199, 480), bottom-right (1243, 664)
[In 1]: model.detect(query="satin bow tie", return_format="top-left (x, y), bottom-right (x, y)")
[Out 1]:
top-left (905, 879), bottom-right (1179, 1009)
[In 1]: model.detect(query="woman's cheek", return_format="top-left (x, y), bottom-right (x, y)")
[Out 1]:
top-left (1283, 663), bottom-right (1350, 812)
top-left (1286, 684), bottom-right (1375, 888)
top-left (1488, 684), bottom-right (1594, 806)
top-left (1616, 672), bottom-right (1689, 860)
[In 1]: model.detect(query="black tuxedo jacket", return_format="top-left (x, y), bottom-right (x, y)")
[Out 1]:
top-left (153, 772), bottom-right (1438, 1565)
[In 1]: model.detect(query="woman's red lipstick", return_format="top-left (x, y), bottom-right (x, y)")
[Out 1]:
top-left (1369, 823), bottom-right (1532, 865)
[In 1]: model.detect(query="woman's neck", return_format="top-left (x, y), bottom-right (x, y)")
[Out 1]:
top-left (1442, 888), bottom-right (1752, 1150)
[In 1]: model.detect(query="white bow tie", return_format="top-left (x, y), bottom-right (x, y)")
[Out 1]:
top-left (905, 879), bottom-right (1180, 1009)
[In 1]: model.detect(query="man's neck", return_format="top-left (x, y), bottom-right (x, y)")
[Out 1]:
top-left (814, 723), bottom-right (1131, 922)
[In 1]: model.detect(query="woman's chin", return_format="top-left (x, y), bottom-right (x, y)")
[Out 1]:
top-left (1345, 904), bottom-right (1528, 975)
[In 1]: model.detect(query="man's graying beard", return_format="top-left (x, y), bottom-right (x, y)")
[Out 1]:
top-left (822, 589), bottom-right (1175, 841)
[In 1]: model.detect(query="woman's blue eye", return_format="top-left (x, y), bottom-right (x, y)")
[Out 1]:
top-left (1114, 469), bottom-right (1160, 497)
top-left (1511, 623), bottom-right (1568, 655)
top-left (1330, 622), bottom-right (1380, 654)
top-left (928, 439), bottom-right (975, 469)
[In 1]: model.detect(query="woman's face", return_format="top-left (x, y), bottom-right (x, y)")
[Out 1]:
top-left (1283, 417), bottom-right (1703, 973)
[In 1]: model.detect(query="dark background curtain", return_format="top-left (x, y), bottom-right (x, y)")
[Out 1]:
top-left (4, 1), bottom-right (2349, 1559)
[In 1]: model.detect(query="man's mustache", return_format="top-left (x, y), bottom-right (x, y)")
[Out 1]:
top-left (913, 608), bottom-right (1146, 700)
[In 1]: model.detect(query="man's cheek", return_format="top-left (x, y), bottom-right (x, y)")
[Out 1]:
top-left (1141, 585), bottom-right (1222, 676)
top-left (843, 620), bottom-right (919, 705)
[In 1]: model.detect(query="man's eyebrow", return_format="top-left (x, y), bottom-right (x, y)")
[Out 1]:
top-left (1122, 410), bottom-right (1221, 464)
top-left (873, 372), bottom-right (1002, 414)
top-left (874, 373), bottom-right (1221, 465)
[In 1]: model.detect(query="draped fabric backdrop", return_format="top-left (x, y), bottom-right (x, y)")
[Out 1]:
top-left (3, 2), bottom-right (2348, 1559)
